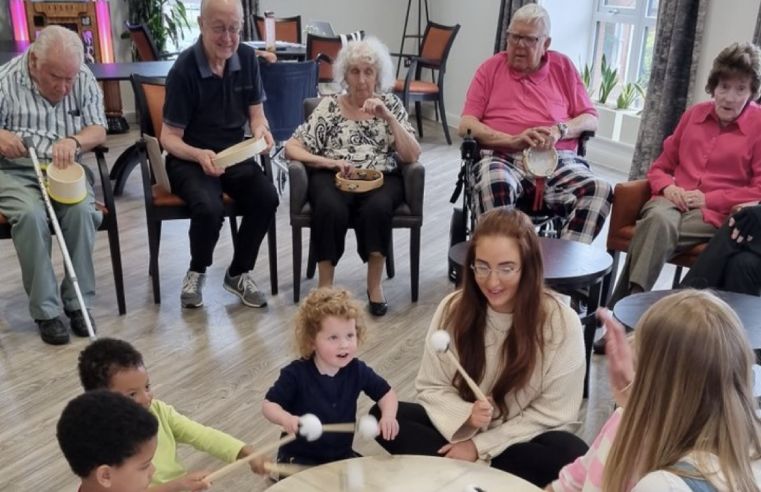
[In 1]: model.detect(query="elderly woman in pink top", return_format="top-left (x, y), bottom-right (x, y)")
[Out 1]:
top-left (608, 42), bottom-right (761, 307)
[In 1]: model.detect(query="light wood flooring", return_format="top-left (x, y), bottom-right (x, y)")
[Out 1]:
top-left (0, 118), bottom-right (680, 490)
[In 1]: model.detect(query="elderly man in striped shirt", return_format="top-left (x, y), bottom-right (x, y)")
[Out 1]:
top-left (0, 25), bottom-right (107, 345)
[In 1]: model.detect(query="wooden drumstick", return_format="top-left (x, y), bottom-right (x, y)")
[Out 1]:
top-left (263, 461), bottom-right (309, 477)
top-left (204, 433), bottom-right (297, 484)
top-left (431, 330), bottom-right (491, 404)
top-left (323, 415), bottom-right (379, 439)
top-left (205, 414), bottom-right (323, 485)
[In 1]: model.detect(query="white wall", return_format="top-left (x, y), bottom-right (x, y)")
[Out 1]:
top-left (542, 0), bottom-right (595, 72)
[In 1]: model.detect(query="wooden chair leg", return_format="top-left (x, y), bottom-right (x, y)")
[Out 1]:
top-left (148, 220), bottom-right (162, 304)
top-left (292, 226), bottom-right (302, 303)
top-left (414, 101), bottom-right (423, 138)
top-left (306, 236), bottom-right (317, 279)
top-left (438, 95), bottom-right (452, 145)
top-left (106, 219), bottom-right (126, 315)
top-left (386, 232), bottom-right (395, 279)
top-left (267, 221), bottom-right (278, 295)
top-left (411, 226), bottom-right (420, 302)
top-left (672, 265), bottom-right (684, 288)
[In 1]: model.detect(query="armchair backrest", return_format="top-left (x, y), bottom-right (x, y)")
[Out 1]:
top-left (254, 15), bottom-right (302, 43)
top-left (124, 22), bottom-right (160, 61)
top-left (418, 22), bottom-right (460, 71)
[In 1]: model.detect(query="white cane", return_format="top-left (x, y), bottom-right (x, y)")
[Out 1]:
top-left (24, 137), bottom-right (96, 341)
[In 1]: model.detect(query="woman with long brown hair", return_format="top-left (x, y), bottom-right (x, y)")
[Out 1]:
top-left (372, 208), bottom-right (587, 487)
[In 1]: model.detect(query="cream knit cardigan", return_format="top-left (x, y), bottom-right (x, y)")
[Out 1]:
top-left (415, 291), bottom-right (585, 463)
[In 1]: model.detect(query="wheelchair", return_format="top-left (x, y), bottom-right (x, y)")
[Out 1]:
top-left (448, 130), bottom-right (593, 283)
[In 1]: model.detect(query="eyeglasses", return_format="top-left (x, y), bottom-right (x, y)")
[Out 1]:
top-left (506, 32), bottom-right (544, 47)
top-left (209, 25), bottom-right (242, 37)
top-left (470, 263), bottom-right (521, 280)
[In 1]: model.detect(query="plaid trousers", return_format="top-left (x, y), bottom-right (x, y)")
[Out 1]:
top-left (469, 150), bottom-right (612, 244)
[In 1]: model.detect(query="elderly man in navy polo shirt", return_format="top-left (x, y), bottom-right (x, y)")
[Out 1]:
top-left (161, 0), bottom-right (278, 309)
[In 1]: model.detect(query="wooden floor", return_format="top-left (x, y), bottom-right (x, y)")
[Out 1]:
top-left (0, 119), bottom-right (662, 490)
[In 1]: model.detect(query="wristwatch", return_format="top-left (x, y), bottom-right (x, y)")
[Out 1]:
top-left (67, 136), bottom-right (82, 154)
top-left (556, 122), bottom-right (568, 140)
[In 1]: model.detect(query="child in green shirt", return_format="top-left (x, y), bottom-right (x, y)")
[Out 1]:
top-left (78, 338), bottom-right (266, 491)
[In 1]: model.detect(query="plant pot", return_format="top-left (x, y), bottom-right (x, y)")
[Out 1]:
top-left (595, 104), bottom-right (622, 140)
top-left (620, 111), bottom-right (641, 146)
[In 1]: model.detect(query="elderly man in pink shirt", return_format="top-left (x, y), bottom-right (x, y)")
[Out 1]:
top-left (459, 4), bottom-right (612, 244)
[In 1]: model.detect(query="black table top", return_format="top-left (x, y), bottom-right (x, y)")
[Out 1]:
top-left (449, 237), bottom-right (612, 290)
top-left (613, 289), bottom-right (761, 349)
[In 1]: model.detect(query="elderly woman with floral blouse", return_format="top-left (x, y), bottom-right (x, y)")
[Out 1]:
top-left (284, 36), bottom-right (420, 316)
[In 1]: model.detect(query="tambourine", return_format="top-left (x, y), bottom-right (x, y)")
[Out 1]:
top-left (46, 162), bottom-right (87, 205)
top-left (522, 147), bottom-right (558, 211)
top-left (212, 137), bottom-right (267, 169)
top-left (335, 169), bottom-right (384, 193)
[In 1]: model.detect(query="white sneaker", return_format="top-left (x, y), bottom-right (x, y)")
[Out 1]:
top-left (181, 271), bottom-right (205, 308)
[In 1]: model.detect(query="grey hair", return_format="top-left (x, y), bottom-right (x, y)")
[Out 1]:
top-left (32, 25), bottom-right (84, 66)
top-left (200, 0), bottom-right (243, 19)
top-left (509, 4), bottom-right (551, 37)
top-left (333, 36), bottom-right (395, 93)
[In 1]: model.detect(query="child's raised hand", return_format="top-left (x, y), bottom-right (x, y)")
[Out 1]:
top-left (175, 470), bottom-right (211, 491)
top-left (379, 415), bottom-right (399, 440)
top-left (282, 413), bottom-right (301, 435)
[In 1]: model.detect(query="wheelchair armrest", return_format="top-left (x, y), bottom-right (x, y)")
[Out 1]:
top-left (607, 179), bottom-right (651, 251)
top-left (578, 130), bottom-right (595, 157)
top-left (401, 161), bottom-right (425, 217)
top-left (288, 159), bottom-right (309, 213)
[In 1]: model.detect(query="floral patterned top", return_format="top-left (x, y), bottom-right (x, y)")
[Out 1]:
top-left (291, 93), bottom-right (416, 172)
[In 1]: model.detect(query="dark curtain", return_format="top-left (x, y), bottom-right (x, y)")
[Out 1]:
top-left (242, 0), bottom-right (259, 41)
top-left (755, 3), bottom-right (761, 46)
top-left (493, 0), bottom-right (535, 54)
top-left (629, 0), bottom-right (707, 179)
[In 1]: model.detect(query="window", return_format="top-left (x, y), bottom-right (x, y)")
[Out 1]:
top-left (167, 0), bottom-right (200, 52)
top-left (589, 0), bottom-right (658, 106)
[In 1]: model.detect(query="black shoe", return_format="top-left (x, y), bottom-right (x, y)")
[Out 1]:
top-left (65, 309), bottom-right (96, 338)
top-left (593, 336), bottom-right (606, 355)
top-left (36, 317), bottom-right (70, 345)
top-left (367, 291), bottom-right (388, 317)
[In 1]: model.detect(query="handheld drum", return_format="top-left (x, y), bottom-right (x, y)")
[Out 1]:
top-left (46, 163), bottom-right (87, 205)
top-left (522, 147), bottom-right (558, 211)
top-left (335, 168), bottom-right (384, 193)
top-left (212, 137), bottom-right (267, 169)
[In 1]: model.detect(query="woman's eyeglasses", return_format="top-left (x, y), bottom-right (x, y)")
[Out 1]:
top-left (470, 263), bottom-right (521, 280)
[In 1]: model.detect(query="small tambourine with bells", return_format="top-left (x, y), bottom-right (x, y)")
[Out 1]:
top-left (335, 168), bottom-right (384, 193)
top-left (522, 147), bottom-right (558, 211)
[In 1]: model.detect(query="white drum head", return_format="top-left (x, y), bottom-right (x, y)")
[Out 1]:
top-left (523, 147), bottom-right (558, 177)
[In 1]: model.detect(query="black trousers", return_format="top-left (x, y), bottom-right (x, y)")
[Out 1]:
top-left (166, 156), bottom-right (278, 275)
top-left (307, 169), bottom-right (404, 264)
top-left (681, 220), bottom-right (761, 295)
top-left (370, 402), bottom-right (588, 488)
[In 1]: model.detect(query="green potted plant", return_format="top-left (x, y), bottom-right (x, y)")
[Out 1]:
top-left (597, 54), bottom-right (619, 105)
top-left (125, 0), bottom-right (191, 54)
top-left (579, 61), bottom-right (593, 97)
top-left (616, 81), bottom-right (646, 110)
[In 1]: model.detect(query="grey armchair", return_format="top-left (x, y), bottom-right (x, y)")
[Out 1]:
top-left (289, 97), bottom-right (425, 303)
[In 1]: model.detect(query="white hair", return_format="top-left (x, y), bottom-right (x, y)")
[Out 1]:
top-left (509, 4), bottom-right (551, 37)
top-left (32, 25), bottom-right (84, 66)
top-left (333, 36), bottom-right (395, 93)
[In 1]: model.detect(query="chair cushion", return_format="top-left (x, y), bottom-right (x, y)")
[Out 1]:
top-left (393, 79), bottom-right (439, 94)
top-left (152, 184), bottom-right (234, 208)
